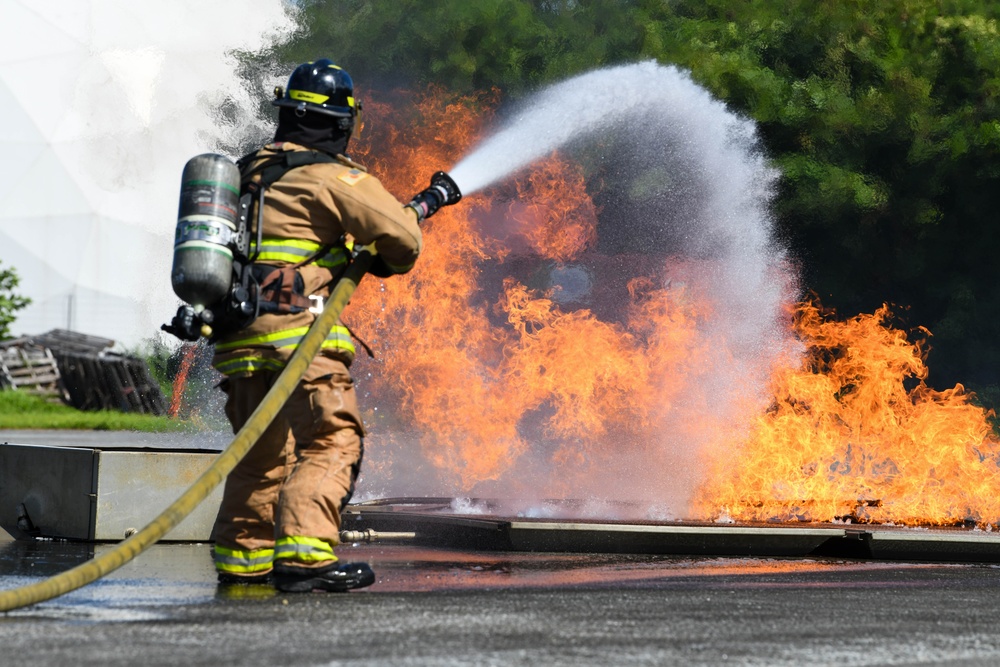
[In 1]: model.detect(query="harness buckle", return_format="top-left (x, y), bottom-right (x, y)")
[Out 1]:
top-left (308, 295), bottom-right (324, 314)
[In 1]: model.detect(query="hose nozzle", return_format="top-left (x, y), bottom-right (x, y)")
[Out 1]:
top-left (430, 171), bottom-right (462, 206)
top-left (407, 170), bottom-right (462, 222)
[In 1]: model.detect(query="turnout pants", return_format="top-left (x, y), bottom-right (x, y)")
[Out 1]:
top-left (212, 356), bottom-right (364, 577)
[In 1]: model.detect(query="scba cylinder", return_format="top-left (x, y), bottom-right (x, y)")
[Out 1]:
top-left (171, 154), bottom-right (241, 308)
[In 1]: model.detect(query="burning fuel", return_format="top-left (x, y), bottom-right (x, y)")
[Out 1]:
top-left (695, 301), bottom-right (1000, 527)
top-left (345, 65), bottom-right (999, 528)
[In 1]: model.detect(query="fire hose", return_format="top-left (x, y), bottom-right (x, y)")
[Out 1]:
top-left (0, 248), bottom-right (374, 613)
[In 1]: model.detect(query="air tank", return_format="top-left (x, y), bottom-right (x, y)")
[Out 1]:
top-left (171, 154), bottom-right (241, 308)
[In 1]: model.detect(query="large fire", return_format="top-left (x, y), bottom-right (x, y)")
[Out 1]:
top-left (694, 302), bottom-right (1000, 525)
top-left (345, 89), bottom-right (1000, 527)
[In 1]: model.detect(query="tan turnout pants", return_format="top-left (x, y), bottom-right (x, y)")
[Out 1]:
top-left (213, 356), bottom-right (364, 570)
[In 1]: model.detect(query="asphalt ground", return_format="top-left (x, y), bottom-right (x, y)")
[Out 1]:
top-left (3, 431), bottom-right (1000, 666)
top-left (3, 534), bottom-right (1000, 667)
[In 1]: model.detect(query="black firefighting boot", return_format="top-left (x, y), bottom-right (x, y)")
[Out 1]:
top-left (273, 560), bottom-right (375, 593)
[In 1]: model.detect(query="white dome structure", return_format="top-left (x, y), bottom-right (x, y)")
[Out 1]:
top-left (0, 0), bottom-right (290, 349)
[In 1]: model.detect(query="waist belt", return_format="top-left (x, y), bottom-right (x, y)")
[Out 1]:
top-left (253, 264), bottom-right (311, 315)
top-left (250, 239), bottom-right (349, 315)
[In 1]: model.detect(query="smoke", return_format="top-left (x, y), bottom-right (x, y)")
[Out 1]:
top-left (0, 0), bottom-right (292, 348)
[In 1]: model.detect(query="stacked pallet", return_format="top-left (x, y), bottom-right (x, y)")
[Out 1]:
top-left (0, 330), bottom-right (167, 416)
top-left (0, 342), bottom-right (66, 400)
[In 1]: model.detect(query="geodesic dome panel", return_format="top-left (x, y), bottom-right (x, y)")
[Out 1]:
top-left (0, 0), bottom-right (291, 348)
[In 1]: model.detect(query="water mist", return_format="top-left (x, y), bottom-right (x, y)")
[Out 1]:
top-left (431, 62), bottom-right (797, 518)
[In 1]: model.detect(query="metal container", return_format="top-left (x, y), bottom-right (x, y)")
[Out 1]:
top-left (0, 442), bottom-right (223, 541)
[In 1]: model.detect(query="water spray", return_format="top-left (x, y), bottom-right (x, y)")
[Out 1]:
top-left (401, 61), bottom-right (793, 513)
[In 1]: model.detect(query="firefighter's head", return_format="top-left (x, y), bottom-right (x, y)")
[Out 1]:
top-left (273, 59), bottom-right (361, 150)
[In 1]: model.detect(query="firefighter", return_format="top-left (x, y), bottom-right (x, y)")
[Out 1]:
top-left (210, 59), bottom-right (458, 592)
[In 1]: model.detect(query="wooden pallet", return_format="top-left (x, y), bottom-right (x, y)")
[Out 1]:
top-left (54, 349), bottom-right (167, 416)
top-left (0, 344), bottom-right (65, 399)
top-left (1, 330), bottom-right (167, 415)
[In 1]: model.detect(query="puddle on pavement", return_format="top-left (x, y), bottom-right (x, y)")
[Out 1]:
top-left (0, 535), bottom-right (217, 619)
top-left (0, 534), bottom-right (955, 616)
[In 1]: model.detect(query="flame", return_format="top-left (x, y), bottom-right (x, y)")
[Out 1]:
top-left (169, 343), bottom-right (197, 418)
top-left (694, 301), bottom-right (1000, 525)
top-left (347, 89), bottom-right (1000, 525)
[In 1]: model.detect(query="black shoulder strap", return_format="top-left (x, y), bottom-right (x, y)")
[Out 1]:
top-left (236, 148), bottom-right (341, 263)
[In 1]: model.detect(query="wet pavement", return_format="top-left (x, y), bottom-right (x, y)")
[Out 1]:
top-left (4, 533), bottom-right (1000, 666)
top-left (4, 430), bottom-right (1000, 665)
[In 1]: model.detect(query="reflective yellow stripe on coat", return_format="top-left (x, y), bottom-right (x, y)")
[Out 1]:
top-left (250, 237), bottom-right (348, 269)
top-left (214, 324), bottom-right (355, 377)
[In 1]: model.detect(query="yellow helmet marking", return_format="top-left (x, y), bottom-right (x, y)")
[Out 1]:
top-left (288, 90), bottom-right (330, 104)
top-left (289, 89), bottom-right (330, 104)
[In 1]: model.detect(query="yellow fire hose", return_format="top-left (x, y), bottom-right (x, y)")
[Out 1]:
top-left (0, 248), bottom-right (374, 613)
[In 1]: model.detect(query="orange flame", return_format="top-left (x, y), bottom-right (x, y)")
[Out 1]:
top-left (169, 344), bottom-right (196, 418)
top-left (347, 89), bottom-right (1000, 525)
top-left (694, 301), bottom-right (1000, 525)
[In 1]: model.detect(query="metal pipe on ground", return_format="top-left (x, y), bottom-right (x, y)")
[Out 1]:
top-left (340, 530), bottom-right (418, 543)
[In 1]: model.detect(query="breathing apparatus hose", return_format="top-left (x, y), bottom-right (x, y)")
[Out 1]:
top-left (0, 248), bottom-right (375, 613)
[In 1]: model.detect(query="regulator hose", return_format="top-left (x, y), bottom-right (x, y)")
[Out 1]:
top-left (0, 248), bottom-right (374, 613)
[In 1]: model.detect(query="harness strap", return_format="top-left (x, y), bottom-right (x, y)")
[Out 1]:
top-left (254, 242), bottom-right (334, 315)
top-left (238, 148), bottom-right (340, 190)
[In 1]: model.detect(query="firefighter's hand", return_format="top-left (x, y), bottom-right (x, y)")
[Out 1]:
top-left (161, 305), bottom-right (203, 342)
top-left (368, 256), bottom-right (397, 278)
top-left (407, 171), bottom-right (462, 222)
top-left (368, 247), bottom-right (411, 278)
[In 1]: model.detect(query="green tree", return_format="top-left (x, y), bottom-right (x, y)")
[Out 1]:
top-left (636, 0), bottom-right (1000, 390)
top-left (0, 261), bottom-right (30, 340)
top-left (235, 0), bottom-right (1000, 395)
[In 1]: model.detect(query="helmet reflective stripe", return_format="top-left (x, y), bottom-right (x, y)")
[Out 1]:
top-left (213, 545), bottom-right (274, 574)
top-left (250, 238), bottom-right (348, 268)
top-left (274, 536), bottom-right (337, 563)
top-left (215, 324), bottom-right (355, 354)
top-left (289, 89), bottom-right (330, 104)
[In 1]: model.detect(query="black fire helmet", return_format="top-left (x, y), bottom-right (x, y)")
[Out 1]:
top-left (273, 59), bottom-right (360, 132)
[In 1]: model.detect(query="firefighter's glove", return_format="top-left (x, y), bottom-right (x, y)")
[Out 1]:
top-left (407, 171), bottom-right (462, 223)
top-left (368, 254), bottom-right (397, 278)
top-left (161, 305), bottom-right (204, 342)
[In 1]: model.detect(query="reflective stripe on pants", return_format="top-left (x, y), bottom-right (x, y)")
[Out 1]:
top-left (213, 545), bottom-right (275, 575)
top-left (274, 536), bottom-right (338, 564)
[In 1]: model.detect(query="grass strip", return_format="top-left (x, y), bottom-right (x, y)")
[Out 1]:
top-left (0, 390), bottom-right (188, 432)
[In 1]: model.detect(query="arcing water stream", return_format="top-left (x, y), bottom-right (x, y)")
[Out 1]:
top-left (450, 60), bottom-right (792, 384)
top-left (349, 62), bottom-right (798, 516)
